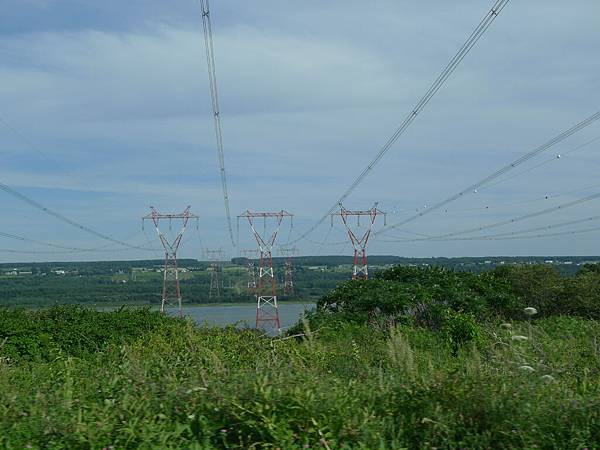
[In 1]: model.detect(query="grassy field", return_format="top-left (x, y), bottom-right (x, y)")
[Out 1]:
top-left (2, 264), bottom-right (600, 448)
top-left (1, 305), bottom-right (599, 449)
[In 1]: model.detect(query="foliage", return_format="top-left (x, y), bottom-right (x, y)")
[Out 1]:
top-left (3, 263), bottom-right (600, 447)
top-left (495, 264), bottom-right (600, 319)
top-left (442, 310), bottom-right (482, 355)
top-left (0, 306), bottom-right (176, 362)
top-left (1, 308), bottom-right (600, 448)
top-left (317, 265), bottom-right (521, 325)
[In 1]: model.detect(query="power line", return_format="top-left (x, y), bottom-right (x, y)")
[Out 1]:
top-left (377, 110), bottom-right (600, 236)
top-left (0, 230), bottom-right (97, 252)
top-left (0, 181), bottom-right (152, 251)
top-left (384, 215), bottom-right (600, 242)
top-left (419, 180), bottom-right (600, 216)
top-left (200, 0), bottom-right (236, 248)
top-left (290, 0), bottom-right (511, 244)
top-left (452, 225), bottom-right (600, 242)
top-left (381, 192), bottom-right (600, 243)
top-left (0, 229), bottom-right (158, 254)
top-left (0, 116), bottom-right (152, 251)
top-left (477, 136), bottom-right (600, 192)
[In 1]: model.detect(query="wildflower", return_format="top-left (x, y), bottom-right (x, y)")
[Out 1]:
top-left (540, 374), bottom-right (555, 382)
top-left (524, 307), bottom-right (538, 316)
top-left (518, 365), bottom-right (535, 372)
top-left (501, 323), bottom-right (512, 329)
top-left (511, 335), bottom-right (528, 342)
top-left (188, 414), bottom-right (196, 420)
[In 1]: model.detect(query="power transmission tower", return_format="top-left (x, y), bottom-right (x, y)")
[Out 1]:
top-left (331, 203), bottom-right (386, 280)
top-left (142, 206), bottom-right (199, 317)
top-left (240, 249), bottom-right (258, 292)
top-left (279, 247), bottom-right (298, 295)
top-left (238, 210), bottom-right (293, 332)
top-left (205, 248), bottom-right (225, 300)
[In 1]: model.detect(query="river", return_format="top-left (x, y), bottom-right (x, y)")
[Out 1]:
top-left (164, 301), bottom-right (316, 331)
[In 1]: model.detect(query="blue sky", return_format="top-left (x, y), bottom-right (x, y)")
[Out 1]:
top-left (0, 0), bottom-right (599, 262)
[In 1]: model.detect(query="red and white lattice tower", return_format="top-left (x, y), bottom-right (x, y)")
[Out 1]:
top-left (331, 203), bottom-right (386, 280)
top-left (240, 249), bottom-right (258, 292)
top-left (238, 210), bottom-right (293, 331)
top-left (279, 247), bottom-right (298, 295)
top-left (205, 248), bottom-right (225, 300)
top-left (142, 206), bottom-right (199, 317)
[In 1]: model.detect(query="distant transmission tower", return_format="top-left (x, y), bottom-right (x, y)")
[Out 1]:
top-left (279, 247), bottom-right (298, 295)
top-left (240, 249), bottom-right (258, 292)
top-left (142, 206), bottom-right (199, 317)
top-left (238, 210), bottom-right (293, 332)
top-left (331, 203), bottom-right (386, 280)
top-left (206, 248), bottom-right (224, 300)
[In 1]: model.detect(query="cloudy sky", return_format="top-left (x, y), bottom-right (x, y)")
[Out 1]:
top-left (0, 0), bottom-right (599, 262)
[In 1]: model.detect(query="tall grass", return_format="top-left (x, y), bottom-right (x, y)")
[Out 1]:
top-left (1, 306), bottom-right (599, 448)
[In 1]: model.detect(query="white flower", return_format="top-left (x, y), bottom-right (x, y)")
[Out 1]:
top-left (540, 374), bottom-right (555, 382)
top-left (511, 335), bottom-right (528, 342)
top-left (524, 307), bottom-right (538, 316)
top-left (501, 323), bottom-right (512, 329)
top-left (518, 365), bottom-right (535, 372)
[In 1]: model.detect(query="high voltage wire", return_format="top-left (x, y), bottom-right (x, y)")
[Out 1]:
top-left (290, 0), bottom-right (511, 245)
top-left (477, 136), bottom-right (600, 192)
top-left (441, 225), bottom-right (600, 242)
top-left (383, 215), bottom-right (600, 242)
top-left (381, 192), bottom-right (600, 243)
top-left (0, 116), bottom-right (154, 252)
top-left (376, 110), bottom-right (600, 236)
top-left (381, 225), bottom-right (600, 243)
top-left (200, 0), bottom-right (236, 248)
top-left (0, 182), bottom-right (151, 251)
top-left (407, 179), bottom-right (600, 216)
top-left (0, 229), bottom-right (158, 254)
top-left (0, 230), bottom-right (96, 252)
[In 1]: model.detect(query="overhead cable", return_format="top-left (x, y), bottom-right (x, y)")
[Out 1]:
top-left (0, 229), bottom-right (158, 253)
top-left (381, 192), bottom-right (600, 243)
top-left (383, 215), bottom-right (600, 242)
top-left (0, 182), bottom-right (152, 251)
top-left (478, 136), bottom-right (600, 192)
top-left (200, 0), bottom-right (236, 247)
top-left (377, 110), bottom-right (600, 235)
top-left (290, 0), bottom-right (511, 244)
top-left (450, 225), bottom-right (600, 242)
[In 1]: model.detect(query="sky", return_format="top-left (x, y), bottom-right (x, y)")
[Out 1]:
top-left (0, 0), bottom-right (599, 262)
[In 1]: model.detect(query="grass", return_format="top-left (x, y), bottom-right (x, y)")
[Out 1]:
top-left (1, 306), bottom-right (600, 448)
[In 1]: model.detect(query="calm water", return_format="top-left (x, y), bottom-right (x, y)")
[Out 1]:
top-left (164, 302), bottom-right (315, 331)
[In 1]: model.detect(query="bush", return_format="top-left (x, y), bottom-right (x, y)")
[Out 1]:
top-left (0, 305), bottom-right (176, 362)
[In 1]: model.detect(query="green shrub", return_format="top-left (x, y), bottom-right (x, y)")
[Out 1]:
top-left (0, 305), bottom-right (176, 362)
top-left (442, 310), bottom-right (482, 355)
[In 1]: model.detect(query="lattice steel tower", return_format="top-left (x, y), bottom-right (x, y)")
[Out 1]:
top-left (142, 206), bottom-right (199, 317)
top-left (240, 249), bottom-right (258, 292)
top-left (331, 203), bottom-right (386, 280)
top-left (238, 210), bottom-right (293, 331)
top-left (279, 247), bottom-right (298, 295)
top-left (205, 248), bottom-right (225, 300)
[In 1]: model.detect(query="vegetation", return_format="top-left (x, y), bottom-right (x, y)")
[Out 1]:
top-left (1, 256), bottom-right (596, 307)
top-left (1, 263), bottom-right (600, 448)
